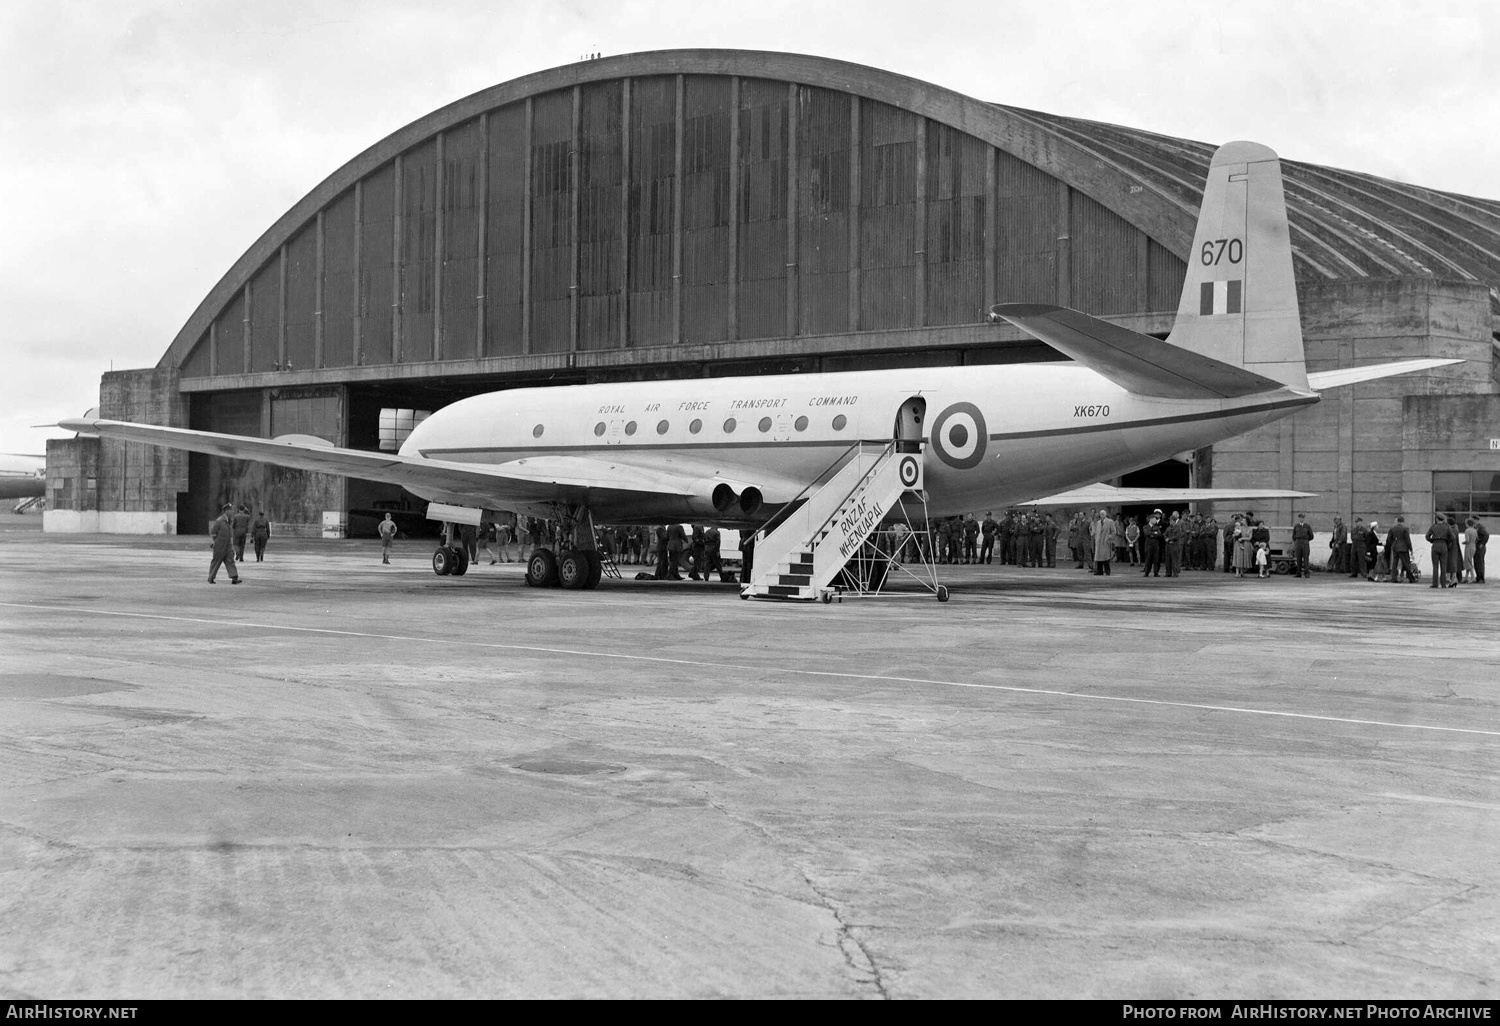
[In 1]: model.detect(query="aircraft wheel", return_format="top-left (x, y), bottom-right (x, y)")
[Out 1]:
top-left (525, 549), bottom-right (559, 588)
top-left (432, 547), bottom-right (455, 576)
top-left (557, 550), bottom-right (589, 589)
top-left (936, 585), bottom-right (950, 602)
top-left (582, 550), bottom-right (603, 590)
top-left (452, 547), bottom-right (470, 576)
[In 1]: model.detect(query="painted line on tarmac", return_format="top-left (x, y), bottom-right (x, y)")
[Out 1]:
top-left (5, 600), bottom-right (1499, 740)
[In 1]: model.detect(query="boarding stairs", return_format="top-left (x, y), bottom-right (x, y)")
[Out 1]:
top-left (588, 512), bottom-right (624, 580)
top-left (11, 496), bottom-right (44, 515)
top-left (742, 440), bottom-right (928, 601)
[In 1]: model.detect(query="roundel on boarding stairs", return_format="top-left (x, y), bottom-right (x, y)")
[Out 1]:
top-left (898, 454), bottom-right (922, 489)
top-left (929, 402), bottom-right (987, 470)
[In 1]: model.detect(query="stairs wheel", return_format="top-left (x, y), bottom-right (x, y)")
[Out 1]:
top-left (936, 585), bottom-right (950, 602)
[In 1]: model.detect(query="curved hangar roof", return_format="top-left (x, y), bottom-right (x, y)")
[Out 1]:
top-left (1003, 104), bottom-right (1500, 302)
top-left (162, 49), bottom-right (1500, 379)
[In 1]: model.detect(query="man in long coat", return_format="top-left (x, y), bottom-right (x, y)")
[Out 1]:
top-left (1091, 511), bottom-right (1117, 576)
top-left (208, 503), bottom-right (242, 584)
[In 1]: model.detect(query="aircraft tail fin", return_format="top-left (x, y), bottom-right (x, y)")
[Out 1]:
top-left (1166, 141), bottom-right (1307, 391)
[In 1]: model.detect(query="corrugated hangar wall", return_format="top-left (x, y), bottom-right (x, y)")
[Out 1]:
top-left (173, 73), bottom-right (1184, 378)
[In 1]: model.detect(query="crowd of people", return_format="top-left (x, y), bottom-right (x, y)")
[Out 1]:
top-left (1325, 512), bottom-right (1487, 587)
top-left (205, 501), bottom-right (1489, 590)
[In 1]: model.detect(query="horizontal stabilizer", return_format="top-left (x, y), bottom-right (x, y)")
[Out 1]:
top-left (1306, 358), bottom-right (1461, 391)
top-left (990, 304), bottom-right (1289, 399)
top-left (1022, 483), bottom-right (1315, 507)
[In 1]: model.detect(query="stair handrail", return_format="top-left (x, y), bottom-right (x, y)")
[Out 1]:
top-left (804, 439), bottom-right (901, 549)
top-left (752, 437), bottom-right (888, 545)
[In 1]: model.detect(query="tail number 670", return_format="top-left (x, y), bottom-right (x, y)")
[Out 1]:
top-left (1201, 238), bottom-right (1243, 265)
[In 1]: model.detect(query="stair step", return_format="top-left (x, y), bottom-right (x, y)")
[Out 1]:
top-left (776, 574), bottom-right (811, 587)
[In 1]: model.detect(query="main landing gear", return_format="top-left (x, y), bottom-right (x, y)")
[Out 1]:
top-left (527, 547), bottom-right (602, 590)
top-left (431, 542), bottom-right (469, 576)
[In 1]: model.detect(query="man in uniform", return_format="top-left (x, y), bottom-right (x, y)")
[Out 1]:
top-left (1164, 511), bottom-right (1186, 577)
top-left (703, 525), bottom-right (723, 581)
top-left (231, 504), bottom-right (252, 561)
top-left (1290, 512), bottom-right (1313, 578)
top-left (250, 509), bottom-right (271, 562)
top-left (1349, 517), bottom-right (1369, 579)
top-left (1385, 515), bottom-right (1414, 583)
top-left (979, 512), bottom-right (998, 565)
top-left (208, 503), bottom-right (242, 584)
top-left (1141, 510), bottom-right (1165, 577)
top-left (1425, 514), bottom-right (1454, 588)
top-left (1043, 513), bottom-right (1060, 568)
top-left (962, 515), bottom-right (980, 564)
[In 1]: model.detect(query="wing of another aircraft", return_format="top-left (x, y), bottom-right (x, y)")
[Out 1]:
top-left (1020, 483), bottom-right (1315, 508)
top-left (56, 418), bottom-right (711, 508)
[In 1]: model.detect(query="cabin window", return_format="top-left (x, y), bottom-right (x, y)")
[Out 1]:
top-left (832, 414), bottom-right (847, 431)
top-left (593, 422), bottom-right (606, 436)
top-left (689, 419), bottom-right (702, 434)
top-left (758, 417), bottom-right (772, 432)
top-left (532, 424), bottom-right (545, 438)
top-left (794, 415), bottom-right (808, 432)
top-left (625, 421), bottom-right (638, 436)
top-left (723, 417), bottom-right (737, 433)
top-left (656, 420), bottom-right (669, 435)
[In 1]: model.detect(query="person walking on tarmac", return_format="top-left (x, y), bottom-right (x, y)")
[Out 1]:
top-left (378, 512), bottom-right (398, 564)
top-left (231, 504), bottom-right (252, 561)
top-left (689, 524), bottom-right (706, 581)
top-left (208, 503), bottom-right (242, 584)
top-left (1290, 512), bottom-right (1313, 578)
top-left (250, 509), bottom-right (271, 562)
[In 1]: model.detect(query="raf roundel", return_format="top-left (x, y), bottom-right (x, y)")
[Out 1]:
top-left (898, 454), bottom-right (922, 489)
top-left (929, 402), bottom-right (987, 470)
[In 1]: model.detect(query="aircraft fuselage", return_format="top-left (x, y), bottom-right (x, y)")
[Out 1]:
top-left (401, 364), bottom-right (1317, 522)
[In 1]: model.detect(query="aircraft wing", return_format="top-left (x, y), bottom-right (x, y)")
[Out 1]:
top-left (989, 303), bottom-right (1288, 399)
top-left (1306, 358), bottom-right (1461, 391)
top-left (1019, 483), bottom-right (1315, 508)
top-left (56, 418), bottom-right (706, 508)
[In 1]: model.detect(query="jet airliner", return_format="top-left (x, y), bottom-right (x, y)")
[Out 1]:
top-left (0, 454), bottom-right (46, 503)
top-left (61, 141), bottom-right (1457, 590)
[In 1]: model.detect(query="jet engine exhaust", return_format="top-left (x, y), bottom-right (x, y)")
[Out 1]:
top-left (712, 482), bottom-right (739, 513)
top-left (738, 487), bottom-right (762, 517)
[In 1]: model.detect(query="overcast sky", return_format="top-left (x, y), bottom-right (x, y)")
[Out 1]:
top-left (3, 0), bottom-right (1496, 456)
